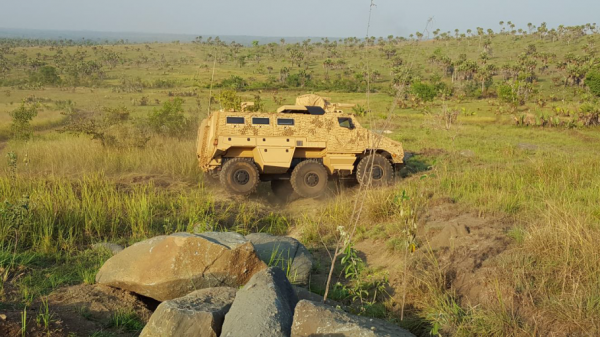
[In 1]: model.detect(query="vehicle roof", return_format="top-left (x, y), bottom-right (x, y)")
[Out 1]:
top-left (276, 105), bottom-right (326, 115)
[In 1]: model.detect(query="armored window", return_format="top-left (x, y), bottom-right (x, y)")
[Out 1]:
top-left (338, 117), bottom-right (355, 129)
top-left (277, 118), bottom-right (295, 126)
top-left (226, 116), bottom-right (245, 124)
top-left (252, 117), bottom-right (270, 125)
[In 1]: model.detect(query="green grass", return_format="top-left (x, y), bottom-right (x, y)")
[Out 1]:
top-left (1, 30), bottom-right (600, 336)
top-left (107, 309), bottom-right (144, 333)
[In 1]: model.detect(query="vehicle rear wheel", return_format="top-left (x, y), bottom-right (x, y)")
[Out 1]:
top-left (356, 153), bottom-right (394, 187)
top-left (219, 158), bottom-right (260, 196)
top-left (290, 160), bottom-right (329, 198)
top-left (271, 179), bottom-right (299, 202)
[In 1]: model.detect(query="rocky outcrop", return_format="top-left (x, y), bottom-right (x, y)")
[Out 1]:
top-left (291, 300), bottom-right (415, 337)
top-left (140, 287), bottom-right (236, 337)
top-left (96, 232), bottom-right (267, 301)
top-left (245, 233), bottom-right (313, 286)
top-left (221, 267), bottom-right (298, 337)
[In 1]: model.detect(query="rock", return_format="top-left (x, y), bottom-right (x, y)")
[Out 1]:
top-left (140, 287), bottom-right (236, 337)
top-left (221, 267), bottom-right (298, 337)
top-left (291, 300), bottom-right (415, 337)
top-left (245, 233), bottom-right (313, 286)
top-left (292, 286), bottom-right (339, 307)
top-left (459, 149), bottom-right (475, 158)
top-left (96, 232), bottom-right (267, 301)
top-left (91, 242), bottom-right (124, 255)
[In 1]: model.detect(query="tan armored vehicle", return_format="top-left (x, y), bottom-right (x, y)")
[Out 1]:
top-left (197, 94), bottom-right (404, 198)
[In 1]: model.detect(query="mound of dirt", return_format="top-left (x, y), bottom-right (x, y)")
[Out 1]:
top-left (354, 201), bottom-right (512, 309)
top-left (0, 284), bottom-right (154, 337)
top-left (418, 203), bottom-right (512, 305)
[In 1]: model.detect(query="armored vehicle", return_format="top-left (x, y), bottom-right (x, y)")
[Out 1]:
top-left (197, 95), bottom-right (404, 198)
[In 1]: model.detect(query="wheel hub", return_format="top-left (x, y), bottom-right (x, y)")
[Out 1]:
top-left (305, 172), bottom-right (320, 187)
top-left (371, 165), bottom-right (384, 180)
top-left (233, 169), bottom-right (250, 185)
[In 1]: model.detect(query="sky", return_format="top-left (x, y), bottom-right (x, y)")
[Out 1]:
top-left (0, 0), bottom-right (598, 38)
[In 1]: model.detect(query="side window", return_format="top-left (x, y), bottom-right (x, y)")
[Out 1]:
top-left (226, 116), bottom-right (245, 124)
top-left (338, 117), bottom-right (354, 129)
top-left (252, 117), bottom-right (270, 125)
top-left (277, 118), bottom-right (295, 126)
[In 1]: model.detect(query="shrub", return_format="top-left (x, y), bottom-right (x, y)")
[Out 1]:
top-left (29, 66), bottom-right (61, 85)
top-left (218, 75), bottom-right (247, 90)
top-left (9, 101), bottom-right (39, 141)
top-left (218, 90), bottom-right (241, 111)
top-left (411, 82), bottom-right (437, 102)
top-left (148, 98), bottom-right (190, 137)
top-left (586, 69), bottom-right (600, 97)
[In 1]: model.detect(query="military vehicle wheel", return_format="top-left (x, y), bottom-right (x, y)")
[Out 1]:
top-left (356, 153), bottom-right (394, 187)
top-left (220, 158), bottom-right (260, 196)
top-left (271, 179), bottom-right (298, 202)
top-left (290, 160), bottom-right (328, 198)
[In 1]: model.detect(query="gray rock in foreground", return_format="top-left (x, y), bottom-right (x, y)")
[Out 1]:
top-left (96, 232), bottom-right (266, 301)
top-left (291, 300), bottom-right (415, 337)
top-left (221, 267), bottom-right (299, 337)
top-left (246, 233), bottom-right (313, 286)
top-left (140, 287), bottom-right (236, 337)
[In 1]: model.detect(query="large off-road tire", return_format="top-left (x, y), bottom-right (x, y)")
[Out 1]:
top-left (290, 160), bottom-right (329, 198)
top-left (356, 153), bottom-right (394, 187)
top-left (271, 179), bottom-right (299, 202)
top-left (219, 158), bottom-right (260, 196)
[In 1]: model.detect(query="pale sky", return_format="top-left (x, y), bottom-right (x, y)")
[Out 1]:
top-left (0, 0), bottom-right (598, 38)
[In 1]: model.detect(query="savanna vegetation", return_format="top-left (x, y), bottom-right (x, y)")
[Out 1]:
top-left (1, 21), bottom-right (600, 336)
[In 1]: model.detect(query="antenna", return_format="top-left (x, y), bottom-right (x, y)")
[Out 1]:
top-left (207, 47), bottom-right (218, 114)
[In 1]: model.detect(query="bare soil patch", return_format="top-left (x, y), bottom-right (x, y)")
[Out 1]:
top-left (354, 201), bottom-right (512, 308)
top-left (0, 284), bottom-right (154, 337)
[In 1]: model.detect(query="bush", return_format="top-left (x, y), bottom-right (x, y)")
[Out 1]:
top-left (411, 82), bottom-right (437, 102)
top-left (148, 98), bottom-right (191, 137)
top-left (9, 101), bottom-right (39, 141)
top-left (586, 69), bottom-right (600, 97)
top-left (29, 66), bottom-right (61, 85)
top-left (60, 106), bottom-right (149, 148)
top-left (218, 90), bottom-right (241, 111)
top-left (217, 75), bottom-right (247, 90)
top-left (497, 84), bottom-right (516, 103)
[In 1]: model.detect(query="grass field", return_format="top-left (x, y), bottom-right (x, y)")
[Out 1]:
top-left (1, 25), bottom-right (600, 336)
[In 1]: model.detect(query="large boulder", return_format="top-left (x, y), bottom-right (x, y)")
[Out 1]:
top-left (140, 287), bottom-right (236, 337)
top-left (291, 300), bottom-right (415, 337)
top-left (96, 232), bottom-right (267, 301)
top-left (221, 267), bottom-right (298, 337)
top-left (245, 233), bottom-right (313, 286)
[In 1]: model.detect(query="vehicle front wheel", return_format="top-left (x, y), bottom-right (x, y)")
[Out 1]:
top-left (356, 153), bottom-right (394, 187)
top-left (219, 158), bottom-right (260, 196)
top-left (290, 160), bottom-right (329, 198)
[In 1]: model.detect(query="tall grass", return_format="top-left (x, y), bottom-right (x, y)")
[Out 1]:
top-left (1, 134), bottom-right (201, 180)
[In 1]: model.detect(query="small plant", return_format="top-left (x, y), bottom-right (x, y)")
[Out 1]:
top-left (36, 296), bottom-right (53, 334)
top-left (267, 244), bottom-right (297, 283)
top-left (108, 309), bottom-right (144, 332)
top-left (352, 104), bottom-right (367, 116)
top-left (9, 101), bottom-right (39, 141)
top-left (245, 94), bottom-right (265, 112)
top-left (21, 306), bottom-right (27, 337)
top-left (6, 151), bottom-right (17, 182)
